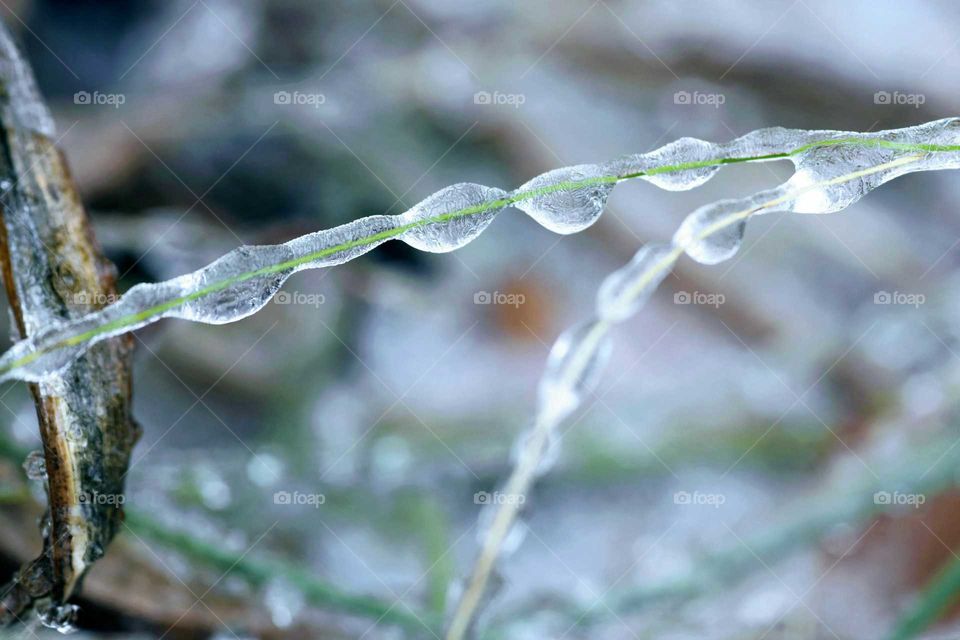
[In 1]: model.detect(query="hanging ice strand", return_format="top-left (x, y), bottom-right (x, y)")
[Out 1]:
top-left (0, 119), bottom-right (959, 385)
top-left (444, 130), bottom-right (960, 639)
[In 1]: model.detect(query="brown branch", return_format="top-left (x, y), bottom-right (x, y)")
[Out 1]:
top-left (0, 23), bottom-right (138, 629)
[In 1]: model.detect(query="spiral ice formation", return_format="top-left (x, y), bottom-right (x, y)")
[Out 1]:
top-left (1, 119), bottom-right (959, 387)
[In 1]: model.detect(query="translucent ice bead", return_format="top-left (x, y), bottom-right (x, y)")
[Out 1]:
top-left (638, 137), bottom-right (722, 191)
top-left (38, 603), bottom-right (78, 633)
top-left (537, 320), bottom-right (612, 423)
top-left (476, 507), bottom-right (528, 559)
top-left (286, 214), bottom-right (400, 268)
top-left (787, 145), bottom-right (899, 214)
top-left (23, 450), bottom-right (46, 481)
top-left (672, 199), bottom-right (748, 265)
top-left (264, 577), bottom-right (305, 629)
top-left (513, 164), bottom-right (613, 234)
top-left (400, 183), bottom-right (508, 252)
top-left (176, 244), bottom-right (295, 323)
top-left (723, 126), bottom-right (825, 159)
top-left (597, 243), bottom-right (677, 322)
top-left (510, 427), bottom-right (561, 477)
top-left (0, 322), bottom-right (88, 383)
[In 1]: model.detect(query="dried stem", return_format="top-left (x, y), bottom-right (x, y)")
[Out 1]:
top-left (0, 24), bottom-right (137, 629)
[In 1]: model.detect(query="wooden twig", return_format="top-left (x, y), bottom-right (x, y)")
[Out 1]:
top-left (0, 23), bottom-right (138, 629)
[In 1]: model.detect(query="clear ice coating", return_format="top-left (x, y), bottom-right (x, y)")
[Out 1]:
top-left (37, 603), bottom-right (78, 633)
top-left (23, 449), bottom-right (46, 481)
top-left (400, 183), bottom-right (508, 252)
top-left (2, 119), bottom-right (960, 385)
top-left (176, 244), bottom-right (295, 323)
top-left (672, 198), bottom-right (752, 265)
top-left (537, 320), bottom-right (613, 423)
top-left (597, 243), bottom-right (677, 322)
top-left (476, 505), bottom-right (528, 557)
top-left (510, 427), bottom-right (562, 477)
top-left (512, 165), bottom-right (613, 234)
top-left (634, 137), bottom-right (723, 191)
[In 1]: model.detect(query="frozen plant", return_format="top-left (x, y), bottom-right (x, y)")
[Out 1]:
top-left (1, 114), bottom-right (960, 636)
top-left (1, 121), bottom-right (958, 385)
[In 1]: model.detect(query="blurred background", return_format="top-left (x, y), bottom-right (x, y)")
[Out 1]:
top-left (1, 0), bottom-right (960, 638)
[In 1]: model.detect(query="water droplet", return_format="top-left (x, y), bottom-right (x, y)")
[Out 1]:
top-left (401, 183), bottom-right (507, 252)
top-left (513, 165), bottom-right (613, 234)
top-left (672, 200), bottom-right (748, 265)
top-left (597, 243), bottom-right (677, 322)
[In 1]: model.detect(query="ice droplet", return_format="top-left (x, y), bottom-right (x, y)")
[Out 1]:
top-left (597, 243), bottom-right (677, 322)
top-left (636, 137), bottom-right (722, 191)
top-left (513, 165), bottom-right (613, 234)
top-left (511, 427), bottom-right (561, 477)
top-left (23, 449), bottom-right (46, 481)
top-left (177, 244), bottom-right (294, 323)
top-left (537, 321), bottom-right (612, 422)
top-left (477, 507), bottom-right (528, 558)
top-left (264, 577), bottom-right (305, 629)
top-left (789, 144), bottom-right (901, 214)
top-left (401, 183), bottom-right (508, 252)
top-left (672, 199), bottom-right (749, 265)
top-left (38, 603), bottom-right (78, 633)
top-left (285, 214), bottom-right (399, 269)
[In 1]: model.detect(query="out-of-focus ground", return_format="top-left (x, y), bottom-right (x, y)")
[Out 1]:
top-left (2, 0), bottom-right (960, 638)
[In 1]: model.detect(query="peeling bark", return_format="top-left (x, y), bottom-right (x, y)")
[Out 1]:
top-left (0, 23), bottom-right (138, 630)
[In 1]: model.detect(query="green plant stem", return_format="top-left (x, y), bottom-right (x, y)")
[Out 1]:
top-left (0, 433), bottom-right (436, 633)
top-left (123, 510), bottom-right (440, 632)
top-left (886, 553), bottom-right (960, 640)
